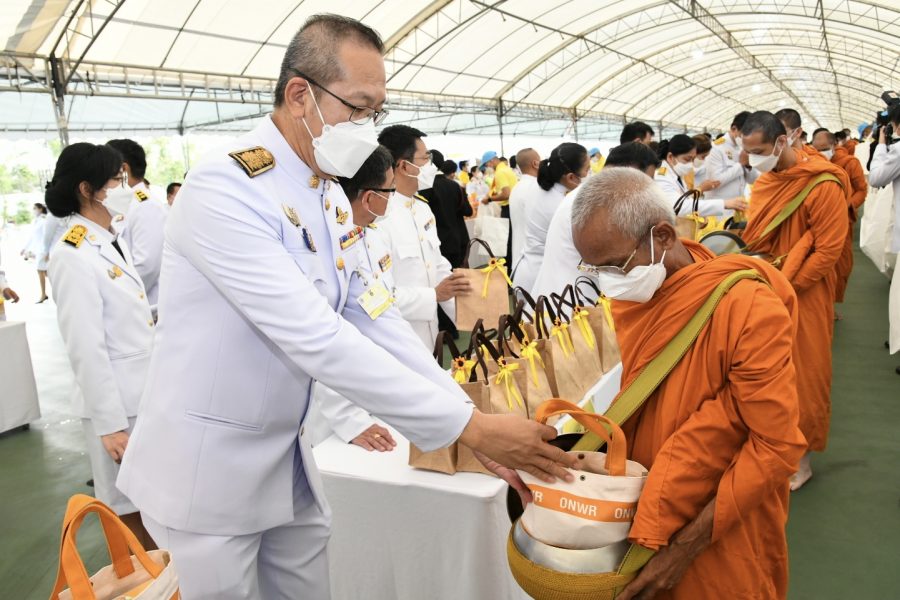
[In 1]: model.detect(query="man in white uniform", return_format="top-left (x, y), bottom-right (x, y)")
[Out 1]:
top-left (705, 111), bottom-right (759, 207)
top-left (509, 147), bottom-right (540, 275)
top-left (308, 145), bottom-right (398, 451)
top-left (106, 139), bottom-right (168, 307)
top-left (377, 124), bottom-right (471, 349)
top-left (533, 142), bottom-right (660, 302)
top-left (868, 106), bottom-right (900, 375)
top-left (117, 15), bottom-right (573, 599)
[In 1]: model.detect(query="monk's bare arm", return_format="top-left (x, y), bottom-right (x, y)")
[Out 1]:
top-left (617, 499), bottom-right (715, 600)
top-left (790, 182), bottom-right (849, 292)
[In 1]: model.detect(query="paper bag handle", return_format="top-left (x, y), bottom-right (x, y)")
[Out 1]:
top-left (50, 494), bottom-right (163, 600)
top-left (672, 189), bottom-right (701, 216)
top-left (534, 400), bottom-right (628, 477)
top-left (462, 238), bottom-right (496, 268)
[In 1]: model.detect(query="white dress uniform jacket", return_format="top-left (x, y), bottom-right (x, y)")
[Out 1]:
top-left (117, 116), bottom-right (473, 536)
top-left (532, 192), bottom-right (598, 307)
top-left (49, 213), bottom-right (154, 513)
top-left (705, 134), bottom-right (759, 203)
top-left (869, 142), bottom-right (900, 355)
top-left (121, 182), bottom-right (168, 307)
top-left (309, 224), bottom-right (398, 445)
top-left (655, 165), bottom-right (724, 217)
top-left (378, 192), bottom-right (455, 350)
top-left (508, 173), bottom-right (537, 274)
top-left (514, 182), bottom-right (566, 292)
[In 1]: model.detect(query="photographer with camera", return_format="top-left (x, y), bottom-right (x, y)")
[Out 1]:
top-left (868, 97), bottom-right (900, 374)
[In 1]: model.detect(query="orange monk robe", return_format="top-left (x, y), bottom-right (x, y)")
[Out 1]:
top-left (612, 242), bottom-right (806, 600)
top-left (743, 152), bottom-right (849, 452)
top-left (831, 146), bottom-right (869, 302)
top-left (845, 139), bottom-right (859, 155)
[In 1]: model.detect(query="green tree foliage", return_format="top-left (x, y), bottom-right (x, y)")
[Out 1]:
top-left (145, 139), bottom-right (192, 188)
top-left (14, 199), bottom-right (33, 225)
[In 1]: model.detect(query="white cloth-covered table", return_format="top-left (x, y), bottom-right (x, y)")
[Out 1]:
top-left (314, 427), bottom-right (528, 600)
top-left (0, 321), bottom-right (41, 433)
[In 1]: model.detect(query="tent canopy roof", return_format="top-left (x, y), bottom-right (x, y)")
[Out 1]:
top-left (0, 0), bottom-right (895, 138)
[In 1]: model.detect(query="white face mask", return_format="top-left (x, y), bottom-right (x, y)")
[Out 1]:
top-left (821, 148), bottom-right (834, 160)
top-left (693, 157), bottom-right (705, 169)
top-left (301, 89), bottom-right (378, 178)
top-left (405, 160), bottom-right (439, 191)
top-left (733, 133), bottom-right (743, 149)
top-left (595, 230), bottom-right (668, 303)
top-left (103, 181), bottom-right (133, 216)
top-left (747, 137), bottom-right (786, 173)
top-left (673, 160), bottom-right (694, 178)
top-left (365, 191), bottom-right (390, 224)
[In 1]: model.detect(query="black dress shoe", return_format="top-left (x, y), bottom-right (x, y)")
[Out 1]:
top-left (895, 366), bottom-right (900, 376)
top-left (86, 479), bottom-right (94, 487)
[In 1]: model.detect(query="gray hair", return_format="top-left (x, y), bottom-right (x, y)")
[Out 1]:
top-left (571, 167), bottom-right (675, 241)
top-left (274, 14), bottom-right (384, 107)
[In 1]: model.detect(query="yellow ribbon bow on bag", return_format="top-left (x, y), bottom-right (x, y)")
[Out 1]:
top-left (550, 320), bottom-right (575, 356)
top-left (494, 359), bottom-right (524, 409)
top-left (572, 308), bottom-right (596, 350)
top-left (519, 340), bottom-right (545, 386)
top-left (596, 294), bottom-right (616, 332)
top-left (479, 258), bottom-right (514, 298)
top-left (451, 356), bottom-right (476, 384)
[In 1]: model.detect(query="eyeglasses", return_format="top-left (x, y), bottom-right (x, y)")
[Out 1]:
top-left (577, 230), bottom-right (649, 275)
top-left (291, 69), bottom-right (389, 126)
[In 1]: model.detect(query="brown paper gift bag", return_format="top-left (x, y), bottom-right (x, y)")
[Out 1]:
top-left (575, 277), bottom-right (621, 372)
top-left (454, 338), bottom-right (499, 476)
top-left (673, 190), bottom-right (709, 241)
top-left (498, 314), bottom-right (555, 420)
top-left (455, 238), bottom-right (513, 331)
top-left (408, 332), bottom-right (479, 474)
top-left (550, 284), bottom-right (605, 389)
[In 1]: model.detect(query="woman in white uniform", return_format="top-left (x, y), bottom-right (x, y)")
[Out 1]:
top-left (514, 142), bottom-right (589, 293)
top-left (45, 142), bottom-right (156, 549)
top-left (655, 134), bottom-right (748, 217)
top-left (22, 203), bottom-right (50, 302)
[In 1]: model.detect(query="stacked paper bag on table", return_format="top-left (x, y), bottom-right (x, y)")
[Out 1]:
top-left (456, 238), bottom-right (514, 331)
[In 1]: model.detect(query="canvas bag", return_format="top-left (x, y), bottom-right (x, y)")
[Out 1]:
top-left (455, 238), bottom-right (513, 331)
top-left (574, 277), bottom-right (621, 373)
top-left (408, 332), bottom-right (486, 474)
top-left (519, 400), bottom-right (647, 551)
top-left (49, 495), bottom-right (179, 600)
top-left (860, 183), bottom-right (897, 278)
top-left (672, 189), bottom-right (708, 241)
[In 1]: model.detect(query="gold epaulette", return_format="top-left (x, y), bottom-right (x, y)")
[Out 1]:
top-left (414, 193), bottom-right (429, 204)
top-left (135, 189), bottom-right (149, 202)
top-left (62, 224), bottom-right (88, 248)
top-left (657, 166), bottom-right (667, 176)
top-left (714, 137), bottom-right (726, 145)
top-left (229, 146), bottom-right (275, 178)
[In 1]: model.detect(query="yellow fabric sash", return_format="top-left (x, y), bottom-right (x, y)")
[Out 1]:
top-left (519, 340), bottom-right (545, 386)
top-left (572, 309), bottom-right (596, 350)
top-left (480, 258), bottom-right (514, 298)
top-left (495, 361), bottom-right (524, 409)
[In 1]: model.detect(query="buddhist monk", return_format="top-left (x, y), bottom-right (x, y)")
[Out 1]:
top-left (742, 111), bottom-right (849, 490)
top-left (812, 128), bottom-right (868, 303)
top-left (571, 167), bottom-right (806, 600)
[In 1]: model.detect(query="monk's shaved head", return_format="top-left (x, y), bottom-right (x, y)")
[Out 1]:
top-left (774, 108), bottom-right (802, 130)
top-left (811, 128), bottom-right (835, 151)
top-left (572, 167), bottom-right (674, 242)
top-left (741, 111), bottom-right (787, 144)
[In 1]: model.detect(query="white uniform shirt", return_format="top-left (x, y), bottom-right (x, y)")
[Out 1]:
top-left (120, 182), bottom-right (167, 307)
top-left (532, 192), bottom-right (598, 304)
top-left (40, 213), bottom-right (66, 263)
top-left (869, 143), bottom-right (900, 253)
top-left (655, 165), bottom-right (725, 217)
top-left (705, 134), bottom-right (759, 202)
top-left (0, 246), bottom-right (7, 291)
top-left (48, 213), bottom-right (155, 436)
top-left (117, 116), bottom-right (472, 536)
top-left (378, 192), bottom-right (455, 350)
top-left (508, 174), bottom-right (537, 273)
top-left (310, 224), bottom-right (400, 444)
top-left (514, 182), bottom-right (567, 292)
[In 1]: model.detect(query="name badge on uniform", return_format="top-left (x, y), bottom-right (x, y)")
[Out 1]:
top-left (424, 217), bottom-right (435, 231)
top-left (726, 151), bottom-right (733, 160)
top-left (339, 226), bottom-right (365, 250)
top-left (357, 282), bottom-right (394, 320)
top-left (378, 253), bottom-right (392, 272)
top-left (107, 266), bottom-right (123, 280)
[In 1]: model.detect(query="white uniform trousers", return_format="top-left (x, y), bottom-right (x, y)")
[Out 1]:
top-left (890, 260), bottom-right (900, 355)
top-left (143, 443), bottom-right (332, 600)
top-left (82, 416), bottom-right (138, 515)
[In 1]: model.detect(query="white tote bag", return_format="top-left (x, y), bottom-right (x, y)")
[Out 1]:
top-left (50, 495), bottom-right (179, 600)
top-left (466, 213), bottom-right (509, 267)
top-left (860, 183), bottom-right (897, 278)
top-left (518, 400), bottom-right (647, 551)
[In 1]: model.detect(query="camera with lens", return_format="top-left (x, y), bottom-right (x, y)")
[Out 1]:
top-left (875, 91), bottom-right (900, 144)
